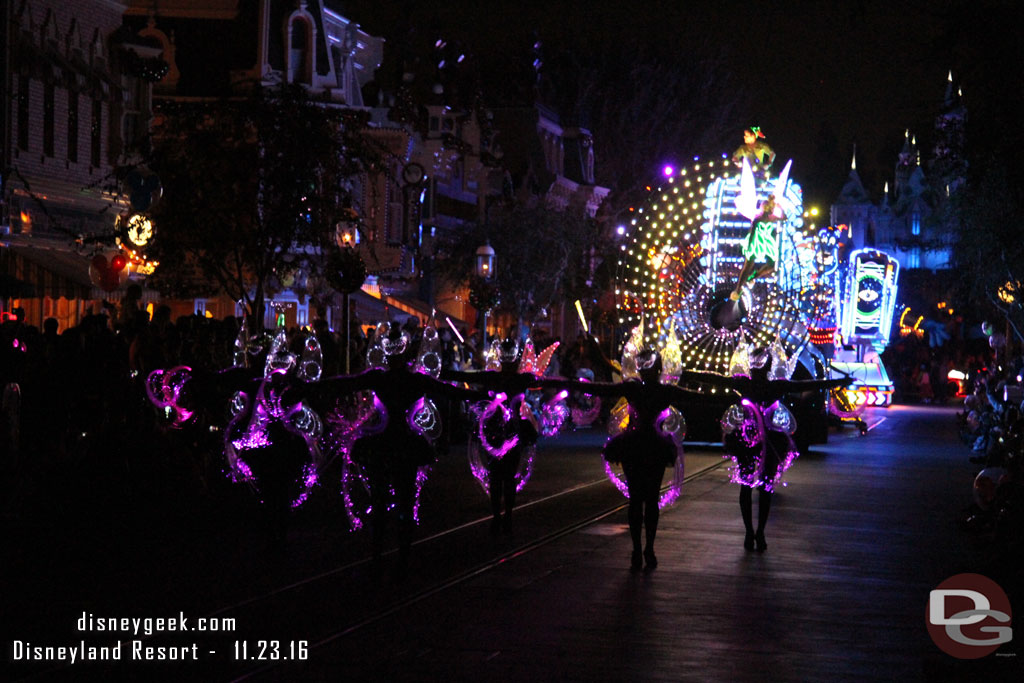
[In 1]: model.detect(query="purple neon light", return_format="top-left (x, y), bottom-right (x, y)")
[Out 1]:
top-left (602, 445), bottom-right (685, 509)
top-left (144, 366), bottom-right (196, 426)
top-left (230, 458), bottom-right (255, 483)
top-left (231, 428), bottom-right (271, 451)
top-left (477, 393), bottom-right (520, 459)
top-left (539, 391), bottom-right (570, 436)
top-left (408, 396), bottom-right (441, 441)
top-left (603, 461), bottom-right (631, 497)
top-left (720, 397), bottom-right (800, 492)
top-left (467, 442), bottom-right (537, 496)
top-left (659, 458), bottom-right (685, 508)
top-left (412, 466), bottom-right (430, 523)
top-left (468, 454), bottom-right (491, 492)
top-left (291, 463), bottom-right (320, 508)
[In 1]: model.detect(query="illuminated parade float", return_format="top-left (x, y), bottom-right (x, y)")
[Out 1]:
top-left (832, 248), bottom-right (900, 407)
top-left (614, 154), bottom-right (812, 379)
top-left (615, 129), bottom-right (901, 442)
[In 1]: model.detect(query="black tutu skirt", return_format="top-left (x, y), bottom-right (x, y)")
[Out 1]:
top-left (603, 427), bottom-right (676, 467)
top-left (352, 424), bottom-right (436, 468)
top-left (723, 427), bottom-right (791, 489)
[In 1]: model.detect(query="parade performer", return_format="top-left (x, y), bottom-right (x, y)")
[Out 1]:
top-left (680, 347), bottom-right (850, 552)
top-left (295, 321), bottom-right (486, 576)
top-left (562, 349), bottom-right (689, 571)
top-left (443, 336), bottom-right (565, 534)
top-left (148, 326), bottom-right (326, 548)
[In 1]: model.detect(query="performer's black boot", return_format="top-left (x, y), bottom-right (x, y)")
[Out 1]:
top-left (740, 486), bottom-right (755, 550)
top-left (755, 490), bottom-right (772, 553)
top-left (628, 502), bottom-right (643, 571)
top-left (643, 504), bottom-right (659, 570)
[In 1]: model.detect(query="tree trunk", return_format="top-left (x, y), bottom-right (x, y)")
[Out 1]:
top-left (250, 286), bottom-right (265, 334)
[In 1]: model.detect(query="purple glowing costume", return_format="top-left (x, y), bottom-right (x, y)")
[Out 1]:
top-left (680, 370), bottom-right (850, 491)
top-left (442, 339), bottom-right (568, 530)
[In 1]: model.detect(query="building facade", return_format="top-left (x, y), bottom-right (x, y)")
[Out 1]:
top-left (1, 0), bottom-right (153, 329)
top-left (4, 0), bottom-right (610, 340)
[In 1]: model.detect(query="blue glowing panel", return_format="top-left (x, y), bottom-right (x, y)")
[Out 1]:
top-left (840, 249), bottom-right (900, 344)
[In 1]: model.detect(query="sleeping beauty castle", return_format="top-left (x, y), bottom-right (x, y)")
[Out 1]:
top-left (830, 72), bottom-right (965, 274)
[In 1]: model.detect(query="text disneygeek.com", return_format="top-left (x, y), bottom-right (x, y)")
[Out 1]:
top-left (9, 612), bottom-right (308, 664)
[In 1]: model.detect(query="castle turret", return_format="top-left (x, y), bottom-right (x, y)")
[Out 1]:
top-left (830, 147), bottom-right (872, 250)
top-left (894, 130), bottom-right (920, 198)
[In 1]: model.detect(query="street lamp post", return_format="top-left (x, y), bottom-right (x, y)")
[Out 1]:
top-left (475, 242), bottom-right (496, 359)
top-left (332, 212), bottom-right (364, 374)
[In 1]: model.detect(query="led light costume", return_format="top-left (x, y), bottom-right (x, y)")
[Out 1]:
top-left (146, 324), bottom-right (326, 545)
top-left (680, 346), bottom-right (850, 552)
top-left (297, 321), bottom-right (486, 571)
top-left (443, 337), bottom-right (566, 534)
top-left (222, 327), bottom-right (325, 509)
top-left (562, 339), bottom-right (688, 571)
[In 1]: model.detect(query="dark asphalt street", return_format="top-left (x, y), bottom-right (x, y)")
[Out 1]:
top-left (6, 406), bottom-right (1021, 682)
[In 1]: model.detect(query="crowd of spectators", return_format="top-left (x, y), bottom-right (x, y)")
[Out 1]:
top-left (877, 324), bottom-right (1023, 582)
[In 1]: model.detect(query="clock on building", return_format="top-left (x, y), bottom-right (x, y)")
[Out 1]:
top-left (402, 163), bottom-right (425, 185)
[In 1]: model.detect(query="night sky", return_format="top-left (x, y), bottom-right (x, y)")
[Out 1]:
top-left (344, 0), bottom-right (1013, 207)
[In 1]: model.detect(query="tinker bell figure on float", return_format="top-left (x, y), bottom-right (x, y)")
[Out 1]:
top-left (729, 127), bottom-right (786, 304)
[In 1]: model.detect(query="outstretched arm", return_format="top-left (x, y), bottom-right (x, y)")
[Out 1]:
top-left (417, 372), bottom-right (492, 402)
top-left (282, 369), bottom-right (379, 409)
top-left (557, 377), bottom-right (634, 399)
top-left (170, 366), bottom-right (262, 418)
top-left (440, 368), bottom-right (505, 391)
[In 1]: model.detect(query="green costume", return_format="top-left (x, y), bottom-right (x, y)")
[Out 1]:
top-left (742, 216), bottom-right (778, 264)
top-left (732, 140), bottom-right (776, 168)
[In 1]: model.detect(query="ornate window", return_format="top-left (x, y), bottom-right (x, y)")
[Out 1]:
top-left (43, 82), bottom-right (55, 157)
top-left (287, 17), bottom-right (314, 84)
top-left (91, 98), bottom-right (102, 167)
top-left (17, 76), bottom-right (30, 151)
top-left (67, 90), bottom-right (79, 163)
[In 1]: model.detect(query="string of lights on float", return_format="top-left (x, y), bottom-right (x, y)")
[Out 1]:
top-left (615, 156), bottom-right (812, 377)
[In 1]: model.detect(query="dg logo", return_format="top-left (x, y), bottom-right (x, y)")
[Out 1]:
top-left (927, 573), bottom-right (1013, 658)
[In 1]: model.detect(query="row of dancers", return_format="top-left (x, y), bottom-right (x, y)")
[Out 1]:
top-left (149, 320), bottom-right (848, 576)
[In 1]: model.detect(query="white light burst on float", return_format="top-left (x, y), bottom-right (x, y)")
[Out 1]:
top-left (616, 156), bottom-right (812, 376)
